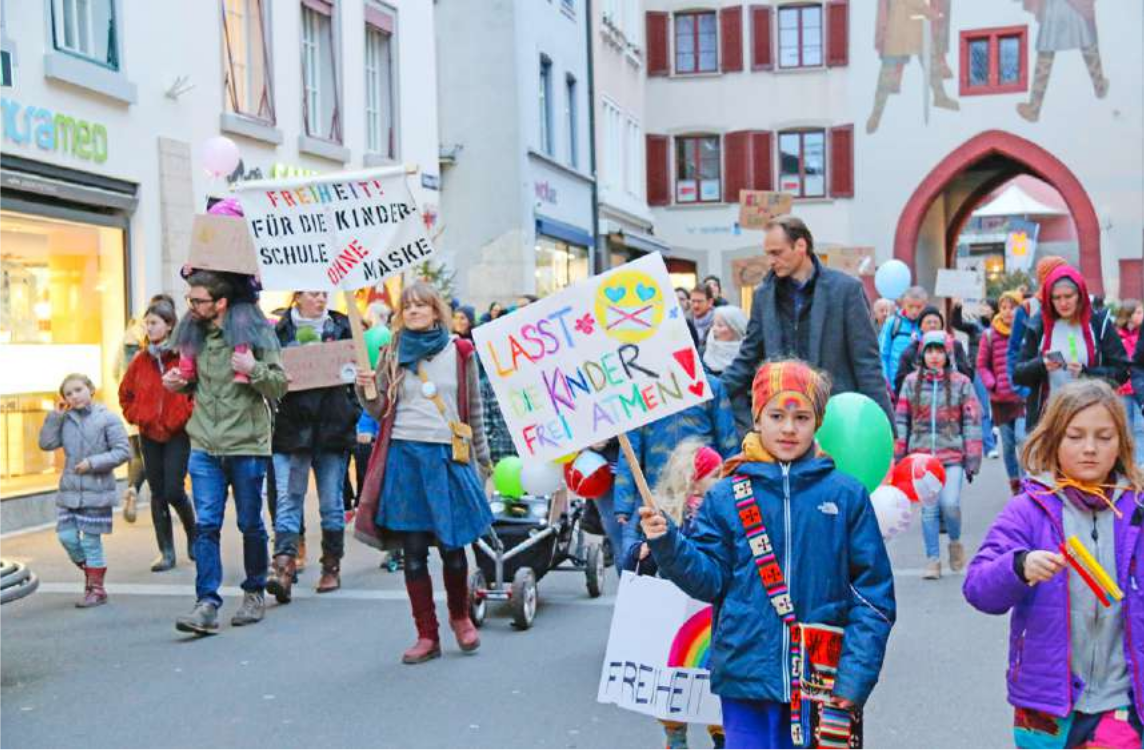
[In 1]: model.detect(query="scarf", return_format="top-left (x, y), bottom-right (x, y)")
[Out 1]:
top-left (397, 325), bottom-right (450, 370)
top-left (290, 307), bottom-right (329, 342)
top-left (991, 315), bottom-right (1012, 338)
top-left (1027, 474), bottom-right (1129, 518)
top-left (721, 431), bottom-right (828, 477)
top-left (693, 308), bottom-right (715, 341)
top-left (703, 338), bottom-right (743, 373)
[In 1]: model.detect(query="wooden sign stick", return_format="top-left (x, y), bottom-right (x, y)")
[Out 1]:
top-left (343, 290), bottom-right (378, 400)
top-left (617, 433), bottom-right (657, 511)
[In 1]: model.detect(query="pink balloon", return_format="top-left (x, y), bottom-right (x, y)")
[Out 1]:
top-left (200, 136), bottom-right (240, 177)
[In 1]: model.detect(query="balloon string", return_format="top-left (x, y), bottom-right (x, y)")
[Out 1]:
top-left (1027, 477), bottom-right (1126, 519)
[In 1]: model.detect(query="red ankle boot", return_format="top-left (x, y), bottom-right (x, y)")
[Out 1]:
top-left (76, 567), bottom-right (107, 608)
top-left (402, 576), bottom-right (440, 664)
top-left (443, 567), bottom-right (480, 653)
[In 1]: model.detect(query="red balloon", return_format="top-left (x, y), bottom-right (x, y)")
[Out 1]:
top-left (891, 454), bottom-right (946, 503)
top-left (566, 450), bottom-right (613, 499)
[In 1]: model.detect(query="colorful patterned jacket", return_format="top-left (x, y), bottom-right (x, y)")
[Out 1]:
top-left (894, 367), bottom-right (983, 476)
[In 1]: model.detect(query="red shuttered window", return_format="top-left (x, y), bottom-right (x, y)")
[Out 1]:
top-left (829, 124), bottom-right (854, 198)
top-left (723, 130), bottom-right (774, 202)
top-left (646, 134), bottom-right (671, 206)
top-left (646, 11), bottom-right (670, 76)
top-left (720, 6), bottom-right (743, 73)
top-left (826, 0), bottom-right (848, 67)
top-left (750, 5), bottom-right (773, 70)
top-left (676, 135), bottom-right (721, 203)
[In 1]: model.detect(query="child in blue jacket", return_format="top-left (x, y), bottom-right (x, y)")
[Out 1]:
top-left (641, 360), bottom-right (896, 748)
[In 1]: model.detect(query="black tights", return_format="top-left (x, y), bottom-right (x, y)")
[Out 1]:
top-left (402, 531), bottom-right (467, 583)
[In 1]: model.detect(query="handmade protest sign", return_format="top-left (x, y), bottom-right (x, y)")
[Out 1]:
top-left (187, 214), bottom-right (260, 276)
top-left (472, 253), bottom-right (711, 464)
top-left (598, 573), bottom-right (722, 725)
top-left (935, 268), bottom-right (984, 300)
top-left (739, 190), bottom-right (793, 230)
top-left (281, 339), bottom-right (357, 392)
top-left (234, 165), bottom-right (435, 293)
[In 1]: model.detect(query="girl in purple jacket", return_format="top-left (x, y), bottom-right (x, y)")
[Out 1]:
top-left (964, 379), bottom-right (1144, 749)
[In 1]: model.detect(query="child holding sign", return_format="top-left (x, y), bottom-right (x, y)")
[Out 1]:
top-left (964, 380), bottom-right (1144, 749)
top-left (640, 360), bottom-right (895, 748)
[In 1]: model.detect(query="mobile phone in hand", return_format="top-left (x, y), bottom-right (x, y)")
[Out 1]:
top-left (1046, 351), bottom-right (1066, 366)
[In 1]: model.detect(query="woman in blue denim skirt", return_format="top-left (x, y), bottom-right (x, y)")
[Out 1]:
top-left (355, 282), bottom-right (492, 664)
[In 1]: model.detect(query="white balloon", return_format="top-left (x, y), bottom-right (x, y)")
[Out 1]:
top-left (200, 136), bottom-right (241, 178)
top-left (874, 259), bottom-right (912, 300)
top-left (520, 461), bottom-right (563, 497)
top-left (870, 485), bottom-right (913, 542)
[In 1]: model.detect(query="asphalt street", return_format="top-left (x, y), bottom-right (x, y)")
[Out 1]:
top-left (2, 457), bottom-right (1016, 748)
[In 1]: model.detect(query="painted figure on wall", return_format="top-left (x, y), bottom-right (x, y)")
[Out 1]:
top-left (867, 0), bottom-right (958, 135)
top-left (1017, 0), bottom-right (1108, 122)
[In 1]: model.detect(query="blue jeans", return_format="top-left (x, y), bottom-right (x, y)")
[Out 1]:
top-left (593, 489), bottom-right (625, 575)
top-left (973, 374), bottom-right (996, 454)
top-left (722, 698), bottom-right (794, 749)
top-left (997, 419), bottom-right (1021, 481)
top-left (272, 451), bottom-right (347, 556)
top-left (922, 465), bottom-right (963, 560)
top-left (58, 527), bottom-right (105, 568)
top-left (1123, 396), bottom-right (1144, 467)
top-left (188, 451), bottom-right (269, 608)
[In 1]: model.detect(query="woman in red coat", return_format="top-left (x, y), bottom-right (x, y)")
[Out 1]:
top-left (977, 291), bottom-right (1026, 494)
top-left (119, 297), bottom-right (196, 571)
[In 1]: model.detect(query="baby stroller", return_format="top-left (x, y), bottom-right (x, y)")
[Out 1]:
top-left (468, 490), bottom-right (610, 630)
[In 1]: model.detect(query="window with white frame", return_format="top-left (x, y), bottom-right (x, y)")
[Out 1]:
top-left (778, 4), bottom-right (823, 69)
top-left (364, 6), bottom-right (395, 158)
top-left (301, 0), bottom-right (341, 143)
top-left (624, 117), bottom-right (641, 197)
top-left (223, 0), bottom-right (275, 122)
top-left (601, 99), bottom-right (623, 191)
top-left (51, 0), bottom-right (119, 69)
top-left (539, 55), bottom-right (553, 155)
top-left (778, 129), bottom-right (826, 197)
top-left (675, 135), bottom-right (721, 203)
top-left (566, 74), bottom-right (578, 168)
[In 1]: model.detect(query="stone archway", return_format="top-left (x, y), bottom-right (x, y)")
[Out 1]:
top-left (894, 130), bottom-right (1103, 293)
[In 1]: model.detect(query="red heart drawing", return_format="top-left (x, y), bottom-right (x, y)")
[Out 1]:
top-left (688, 381), bottom-right (705, 397)
top-left (674, 349), bottom-right (697, 380)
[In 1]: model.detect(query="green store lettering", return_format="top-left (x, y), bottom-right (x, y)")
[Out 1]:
top-left (0, 98), bottom-right (108, 164)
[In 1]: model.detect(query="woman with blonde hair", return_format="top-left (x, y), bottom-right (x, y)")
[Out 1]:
top-left (355, 282), bottom-right (492, 664)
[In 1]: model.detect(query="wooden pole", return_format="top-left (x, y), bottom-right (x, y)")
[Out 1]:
top-left (617, 433), bottom-right (657, 510)
top-left (343, 289), bottom-right (378, 401)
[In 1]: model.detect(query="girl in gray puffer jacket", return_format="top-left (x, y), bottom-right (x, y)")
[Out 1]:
top-left (38, 373), bottom-right (130, 608)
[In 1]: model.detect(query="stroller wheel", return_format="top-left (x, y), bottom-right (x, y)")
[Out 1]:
top-left (510, 567), bottom-right (538, 630)
top-left (468, 570), bottom-right (487, 628)
top-left (585, 543), bottom-right (606, 598)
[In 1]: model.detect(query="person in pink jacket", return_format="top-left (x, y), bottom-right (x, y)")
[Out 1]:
top-left (979, 291), bottom-right (1028, 493)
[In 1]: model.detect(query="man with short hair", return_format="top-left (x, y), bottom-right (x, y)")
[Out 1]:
top-left (880, 285), bottom-right (929, 387)
top-left (163, 270), bottom-right (287, 635)
top-left (722, 216), bottom-right (892, 433)
top-left (690, 286), bottom-right (716, 355)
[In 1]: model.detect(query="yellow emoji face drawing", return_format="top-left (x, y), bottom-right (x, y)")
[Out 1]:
top-left (594, 270), bottom-right (665, 344)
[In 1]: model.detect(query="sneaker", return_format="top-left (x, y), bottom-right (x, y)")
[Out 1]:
top-left (948, 541), bottom-right (967, 572)
top-left (123, 487), bottom-right (138, 523)
top-left (175, 602), bottom-right (219, 635)
top-left (987, 448), bottom-right (1000, 459)
top-left (231, 591), bottom-right (265, 626)
top-left (923, 559), bottom-right (942, 580)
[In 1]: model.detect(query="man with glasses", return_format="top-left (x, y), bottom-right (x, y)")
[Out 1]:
top-left (164, 270), bottom-right (287, 635)
top-left (721, 215), bottom-right (892, 434)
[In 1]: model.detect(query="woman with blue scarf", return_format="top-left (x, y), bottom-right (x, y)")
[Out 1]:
top-left (355, 282), bottom-right (492, 664)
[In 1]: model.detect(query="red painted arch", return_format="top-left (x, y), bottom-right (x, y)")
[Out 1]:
top-left (894, 130), bottom-right (1103, 293)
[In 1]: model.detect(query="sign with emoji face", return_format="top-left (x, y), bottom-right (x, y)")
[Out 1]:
top-left (473, 254), bottom-right (711, 462)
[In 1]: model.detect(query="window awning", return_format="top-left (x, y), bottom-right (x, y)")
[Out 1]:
top-left (536, 216), bottom-right (594, 249)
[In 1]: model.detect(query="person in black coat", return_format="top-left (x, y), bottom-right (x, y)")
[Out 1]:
top-left (1133, 331), bottom-right (1144, 416)
top-left (893, 305), bottom-right (973, 398)
top-left (1013, 266), bottom-right (1128, 429)
top-left (267, 292), bottom-right (361, 600)
top-left (721, 216), bottom-right (892, 435)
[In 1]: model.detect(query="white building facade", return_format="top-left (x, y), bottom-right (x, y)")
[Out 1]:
top-left (642, 0), bottom-right (1143, 307)
top-left (436, 0), bottom-right (595, 313)
top-left (0, 0), bottom-right (439, 507)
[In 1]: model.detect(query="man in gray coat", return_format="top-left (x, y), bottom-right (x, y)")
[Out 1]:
top-left (721, 216), bottom-right (893, 434)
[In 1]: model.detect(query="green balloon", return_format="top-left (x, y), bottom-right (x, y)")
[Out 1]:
top-left (816, 393), bottom-right (893, 494)
top-left (363, 326), bottom-right (392, 369)
top-left (493, 456), bottom-right (524, 499)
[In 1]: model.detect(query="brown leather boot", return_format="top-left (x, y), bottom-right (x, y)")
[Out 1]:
top-left (295, 538), bottom-right (307, 573)
top-left (265, 554), bottom-right (296, 604)
top-left (443, 566), bottom-right (480, 653)
top-left (76, 567), bottom-right (108, 608)
top-left (316, 554), bottom-right (341, 593)
top-left (402, 576), bottom-right (441, 664)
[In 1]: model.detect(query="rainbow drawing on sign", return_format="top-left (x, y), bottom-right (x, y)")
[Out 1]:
top-left (667, 606), bottom-right (712, 669)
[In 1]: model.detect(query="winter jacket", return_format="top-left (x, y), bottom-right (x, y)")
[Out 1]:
top-left (1012, 267), bottom-right (1128, 429)
top-left (1117, 326), bottom-right (1139, 396)
top-left (1133, 333), bottom-right (1144, 413)
top-left (892, 334), bottom-right (972, 398)
top-left (38, 404), bottom-right (131, 510)
top-left (181, 326), bottom-right (288, 456)
top-left (647, 455), bottom-right (896, 706)
top-left (977, 324), bottom-right (1025, 425)
top-left (963, 479), bottom-right (1144, 719)
top-left (118, 347), bottom-right (193, 443)
top-left (895, 368), bottom-right (983, 476)
top-left (272, 311), bottom-right (360, 454)
top-left (951, 303), bottom-right (988, 372)
top-left (1007, 302), bottom-right (1034, 401)
top-left (880, 311), bottom-right (921, 388)
top-left (613, 371), bottom-right (738, 519)
top-left (722, 257), bottom-right (893, 434)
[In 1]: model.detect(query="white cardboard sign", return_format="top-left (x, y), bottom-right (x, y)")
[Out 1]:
top-left (471, 254), bottom-right (711, 462)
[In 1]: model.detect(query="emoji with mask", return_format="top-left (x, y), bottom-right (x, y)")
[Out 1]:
top-left (594, 270), bottom-right (665, 344)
